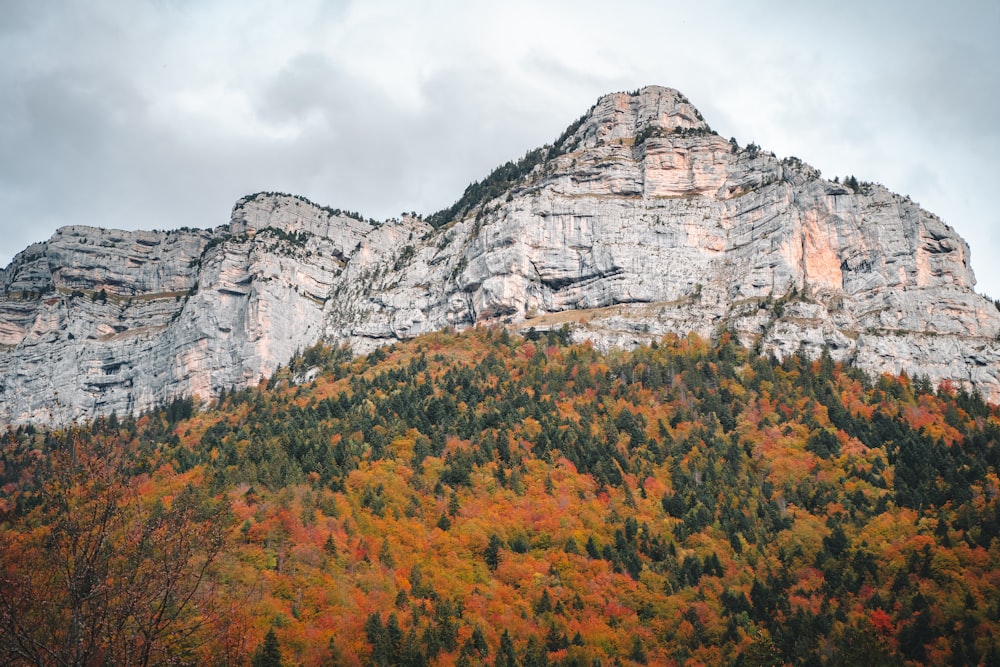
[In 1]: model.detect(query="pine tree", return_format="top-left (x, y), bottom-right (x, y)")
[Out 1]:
top-left (252, 628), bottom-right (283, 667)
top-left (485, 534), bottom-right (503, 571)
top-left (629, 635), bottom-right (648, 664)
top-left (495, 630), bottom-right (518, 667)
top-left (534, 589), bottom-right (553, 615)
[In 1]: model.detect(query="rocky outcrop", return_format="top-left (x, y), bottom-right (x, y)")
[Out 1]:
top-left (2, 86), bottom-right (998, 423)
top-left (0, 202), bottom-right (372, 423)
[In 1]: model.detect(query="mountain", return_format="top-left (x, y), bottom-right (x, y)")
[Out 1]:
top-left (2, 85), bottom-right (998, 423)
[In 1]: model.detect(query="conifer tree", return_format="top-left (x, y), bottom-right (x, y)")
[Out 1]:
top-left (252, 628), bottom-right (283, 667)
top-left (495, 630), bottom-right (518, 667)
top-left (485, 534), bottom-right (503, 571)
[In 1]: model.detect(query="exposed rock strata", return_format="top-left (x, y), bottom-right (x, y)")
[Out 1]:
top-left (1, 86), bottom-right (997, 423)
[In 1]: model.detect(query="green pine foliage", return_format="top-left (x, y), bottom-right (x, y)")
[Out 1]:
top-left (252, 628), bottom-right (283, 667)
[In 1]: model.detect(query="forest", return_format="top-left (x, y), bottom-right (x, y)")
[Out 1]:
top-left (2, 325), bottom-right (999, 666)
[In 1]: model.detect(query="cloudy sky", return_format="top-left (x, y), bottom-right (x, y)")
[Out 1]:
top-left (3, 0), bottom-right (999, 297)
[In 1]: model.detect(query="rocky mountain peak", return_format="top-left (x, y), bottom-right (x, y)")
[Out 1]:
top-left (0, 87), bottom-right (998, 423)
top-left (569, 86), bottom-right (713, 151)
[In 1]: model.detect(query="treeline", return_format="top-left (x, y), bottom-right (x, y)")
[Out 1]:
top-left (2, 326), bottom-right (999, 665)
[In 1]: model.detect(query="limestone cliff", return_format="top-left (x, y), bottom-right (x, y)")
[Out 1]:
top-left (2, 86), bottom-right (998, 423)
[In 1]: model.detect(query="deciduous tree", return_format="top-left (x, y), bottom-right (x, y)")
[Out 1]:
top-left (0, 430), bottom-right (230, 666)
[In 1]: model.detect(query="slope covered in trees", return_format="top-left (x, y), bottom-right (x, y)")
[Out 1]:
top-left (2, 327), bottom-right (1000, 665)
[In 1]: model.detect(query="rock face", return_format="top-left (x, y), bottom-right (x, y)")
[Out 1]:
top-left (2, 86), bottom-right (999, 423)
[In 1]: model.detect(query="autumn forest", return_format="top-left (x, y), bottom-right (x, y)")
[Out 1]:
top-left (2, 326), bottom-right (999, 666)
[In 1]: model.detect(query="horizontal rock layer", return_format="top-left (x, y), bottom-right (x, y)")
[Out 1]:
top-left (2, 86), bottom-right (997, 423)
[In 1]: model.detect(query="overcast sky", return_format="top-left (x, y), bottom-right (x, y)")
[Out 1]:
top-left (2, 0), bottom-right (998, 297)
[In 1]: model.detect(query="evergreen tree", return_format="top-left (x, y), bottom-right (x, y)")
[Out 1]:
top-left (534, 589), bottom-right (553, 615)
top-left (495, 630), bottom-right (519, 667)
top-left (485, 534), bottom-right (503, 571)
top-left (252, 628), bottom-right (283, 667)
top-left (629, 635), bottom-right (647, 664)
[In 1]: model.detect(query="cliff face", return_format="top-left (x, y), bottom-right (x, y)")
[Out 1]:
top-left (2, 86), bottom-right (998, 423)
top-left (0, 201), bottom-right (373, 423)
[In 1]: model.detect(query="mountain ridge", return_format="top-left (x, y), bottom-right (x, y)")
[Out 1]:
top-left (1, 85), bottom-right (998, 423)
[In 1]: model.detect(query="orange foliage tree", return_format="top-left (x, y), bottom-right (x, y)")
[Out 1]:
top-left (0, 429), bottom-right (231, 666)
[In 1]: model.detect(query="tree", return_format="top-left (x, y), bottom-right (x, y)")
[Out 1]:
top-left (534, 589), bottom-right (553, 615)
top-left (252, 628), bottom-right (283, 667)
top-left (470, 625), bottom-right (489, 657)
top-left (744, 630), bottom-right (783, 667)
top-left (495, 630), bottom-right (518, 667)
top-left (629, 635), bottom-right (648, 664)
top-left (485, 534), bottom-right (503, 571)
top-left (0, 429), bottom-right (230, 666)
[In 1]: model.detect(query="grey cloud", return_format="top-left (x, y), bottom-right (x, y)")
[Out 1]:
top-left (244, 55), bottom-right (586, 220)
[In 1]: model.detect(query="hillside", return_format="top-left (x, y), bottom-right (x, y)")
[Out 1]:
top-left (1, 86), bottom-right (998, 424)
top-left (2, 327), bottom-right (999, 665)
